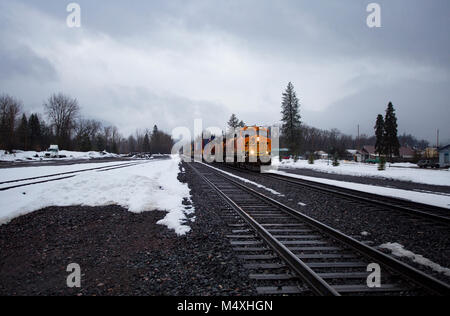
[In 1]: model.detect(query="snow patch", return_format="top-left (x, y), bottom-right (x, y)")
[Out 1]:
top-left (269, 170), bottom-right (450, 209)
top-left (0, 149), bottom-right (119, 162)
top-left (380, 242), bottom-right (450, 277)
top-left (278, 159), bottom-right (450, 187)
top-left (0, 156), bottom-right (194, 236)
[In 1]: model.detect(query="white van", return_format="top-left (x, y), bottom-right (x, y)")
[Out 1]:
top-left (45, 145), bottom-right (60, 158)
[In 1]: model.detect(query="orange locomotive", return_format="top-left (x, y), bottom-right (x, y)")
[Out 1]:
top-left (222, 126), bottom-right (272, 168)
top-left (191, 126), bottom-right (272, 170)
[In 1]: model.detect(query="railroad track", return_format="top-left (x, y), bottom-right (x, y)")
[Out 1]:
top-left (189, 162), bottom-right (450, 296)
top-left (216, 163), bottom-right (450, 225)
top-left (0, 161), bottom-right (150, 191)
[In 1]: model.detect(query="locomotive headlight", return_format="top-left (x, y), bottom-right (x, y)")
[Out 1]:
top-left (257, 137), bottom-right (260, 142)
top-left (250, 150), bottom-right (255, 155)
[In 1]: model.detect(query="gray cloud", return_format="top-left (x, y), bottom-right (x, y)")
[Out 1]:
top-left (0, 0), bottom-right (448, 143)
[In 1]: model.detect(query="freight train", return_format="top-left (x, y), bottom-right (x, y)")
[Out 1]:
top-left (191, 126), bottom-right (272, 170)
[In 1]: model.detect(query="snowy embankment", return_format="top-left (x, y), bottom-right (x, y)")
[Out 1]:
top-left (268, 170), bottom-right (450, 209)
top-left (380, 243), bottom-right (450, 277)
top-left (278, 159), bottom-right (450, 187)
top-left (0, 149), bottom-right (120, 162)
top-left (0, 156), bottom-right (194, 235)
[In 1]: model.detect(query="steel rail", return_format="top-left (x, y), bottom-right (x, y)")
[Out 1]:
top-left (265, 173), bottom-right (450, 224)
top-left (0, 161), bottom-right (150, 191)
top-left (188, 163), bottom-right (340, 296)
top-left (197, 162), bottom-right (450, 296)
top-left (0, 161), bottom-right (143, 185)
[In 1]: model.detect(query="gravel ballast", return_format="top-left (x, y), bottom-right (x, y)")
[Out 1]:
top-left (0, 164), bottom-right (255, 296)
top-left (209, 163), bottom-right (450, 285)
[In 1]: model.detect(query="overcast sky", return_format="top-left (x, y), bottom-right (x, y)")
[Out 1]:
top-left (0, 0), bottom-right (449, 144)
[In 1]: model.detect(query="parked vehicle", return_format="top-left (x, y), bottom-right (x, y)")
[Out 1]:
top-left (45, 145), bottom-right (60, 158)
top-left (417, 160), bottom-right (440, 168)
top-left (365, 157), bottom-right (380, 164)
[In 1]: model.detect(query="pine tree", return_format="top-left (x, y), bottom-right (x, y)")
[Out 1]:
top-left (332, 153), bottom-right (340, 166)
top-left (374, 114), bottom-right (385, 155)
top-left (384, 102), bottom-right (400, 161)
top-left (17, 114), bottom-right (28, 150)
top-left (150, 125), bottom-right (160, 154)
top-left (28, 114), bottom-right (42, 151)
top-left (308, 153), bottom-right (315, 164)
top-left (281, 82), bottom-right (301, 153)
top-left (143, 133), bottom-right (151, 152)
top-left (227, 114), bottom-right (240, 130)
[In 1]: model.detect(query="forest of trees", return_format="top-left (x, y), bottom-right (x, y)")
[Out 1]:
top-left (0, 93), bottom-right (174, 154)
top-left (277, 83), bottom-right (429, 158)
top-left (2, 89), bottom-right (430, 158)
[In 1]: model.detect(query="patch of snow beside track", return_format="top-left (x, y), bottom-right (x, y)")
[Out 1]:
top-left (0, 156), bottom-right (194, 235)
top-left (380, 243), bottom-right (450, 277)
top-left (278, 159), bottom-right (450, 187)
top-left (269, 170), bottom-right (450, 209)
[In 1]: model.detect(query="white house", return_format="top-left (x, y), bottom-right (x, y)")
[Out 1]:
top-left (439, 145), bottom-right (450, 168)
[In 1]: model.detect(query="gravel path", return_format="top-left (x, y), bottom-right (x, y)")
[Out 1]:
top-left (279, 167), bottom-right (450, 194)
top-left (0, 164), bottom-right (255, 296)
top-left (210, 164), bottom-right (450, 285)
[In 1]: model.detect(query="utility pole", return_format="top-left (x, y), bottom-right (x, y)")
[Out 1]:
top-left (357, 124), bottom-right (360, 149)
top-left (437, 129), bottom-right (440, 148)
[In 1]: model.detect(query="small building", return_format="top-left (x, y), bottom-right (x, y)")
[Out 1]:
top-left (361, 145), bottom-right (378, 162)
top-left (439, 145), bottom-right (450, 168)
top-left (314, 150), bottom-right (328, 159)
top-left (399, 147), bottom-right (415, 160)
top-left (424, 147), bottom-right (439, 159)
top-left (345, 149), bottom-right (363, 162)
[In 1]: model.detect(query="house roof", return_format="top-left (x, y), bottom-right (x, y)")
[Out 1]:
top-left (361, 145), bottom-right (376, 154)
top-left (439, 144), bottom-right (450, 152)
top-left (399, 147), bottom-right (415, 157)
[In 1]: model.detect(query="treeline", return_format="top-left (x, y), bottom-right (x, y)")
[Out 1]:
top-left (277, 82), bottom-right (429, 158)
top-left (0, 93), bottom-right (174, 154)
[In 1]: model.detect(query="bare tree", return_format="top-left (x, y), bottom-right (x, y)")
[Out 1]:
top-left (44, 93), bottom-right (80, 149)
top-left (0, 94), bottom-right (22, 152)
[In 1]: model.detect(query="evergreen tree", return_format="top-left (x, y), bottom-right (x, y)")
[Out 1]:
top-left (150, 125), bottom-right (160, 154)
top-left (281, 82), bottom-right (301, 153)
top-left (228, 113), bottom-right (244, 129)
top-left (332, 153), bottom-right (340, 167)
top-left (17, 114), bottom-right (28, 150)
top-left (374, 114), bottom-right (385, 155)
top-left (28, 114), bottom-right (42, 151)
top-left (308, 152), bottom-right (315, 164)
top-left (384, 102), bottom-right (400, 161)
top-left (95, 134), bottom-right (106, 151)
top-left (78, 133), bottom-right (92, 152)
top-left (143, 133), bottom-right (151, 152)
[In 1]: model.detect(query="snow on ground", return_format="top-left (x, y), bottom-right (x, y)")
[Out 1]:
top-left (268, 170), bottom-right (450, 209)
top-left (0, 161), bottom-right (137, 183)
top-left (0, 149), bottom-right (119, 162)
top-left (380, 243), bottom-right (450, 277)
top-left (0, 156), bottom-right (194, 235)
top-left (200, 162), bottom-right (284, 196)
top-left (278, 159), bottom-right (450, 187)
